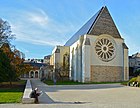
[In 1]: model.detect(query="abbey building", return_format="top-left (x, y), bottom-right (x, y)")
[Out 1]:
top-left (50, 6), bottom-right (129, 82)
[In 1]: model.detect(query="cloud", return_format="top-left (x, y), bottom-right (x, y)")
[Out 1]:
top-left (15, 35), bottom-right (62, 46)
top-left (27, 9), bottom-right (49, 26)
top-left (10, 8), bottom-right (75, 47)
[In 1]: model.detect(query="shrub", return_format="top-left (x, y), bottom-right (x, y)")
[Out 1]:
top-left (128, 76), bottom-right (140, 87)
top-left (129, 77), bottom-right (137, 83)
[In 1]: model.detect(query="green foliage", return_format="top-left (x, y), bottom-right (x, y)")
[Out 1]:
top-left (121, 81), bottom-right (129, 85)
top-left (44, 80), bottom-right (83, 85)
top-left (0, 80), bottom-right (26, 103)
top-left (136, 76), bottom-right (140, 83)
top-left (0, 88), bottom-right (23, 103)
top-left (0, 92), bottom-right (23, 103)
top-left (133, 70), bottom-right (140, 77)
top-left (0, 88), bottom-right (23, 92)
top-left (128, 76), bottom-right (140, 87)
top-left (129, 77), bottom-right (137, 83)
top-left (0, 50), bottom-right (16, 83)
top-left (44, 80), bottom-right (122, 85)
top-left (0, 19), bottom-right (28, 84)
top-left (86, 82), bottom-right (121, 84)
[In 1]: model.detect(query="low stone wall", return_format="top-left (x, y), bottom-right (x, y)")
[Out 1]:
top-left (22, 79), bottom-right (35, 104)
top-left (90, 65), bottom-right (123, 82)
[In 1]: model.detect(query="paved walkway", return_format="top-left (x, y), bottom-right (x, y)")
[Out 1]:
top-left (31, 79), bottom-right (125, 104)
top-left (31, 79), bottom-right (54, 104)
top-left (32, 79), bottom-right (140, 106)
top-left (1, 79), bottom-right (140, 108)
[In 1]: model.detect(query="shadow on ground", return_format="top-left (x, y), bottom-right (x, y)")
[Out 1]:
top-left (31, 79), bottom-right (124, 104)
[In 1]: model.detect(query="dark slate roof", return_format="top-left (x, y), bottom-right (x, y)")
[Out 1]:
top-left (65, 8), bottom-right (102, 46)
top-left (65, 6), bottom-right (121, 46)
top-left (24, 62), bottom-right (47, 68)
top-left (44, 55), bottom-right (51, 59)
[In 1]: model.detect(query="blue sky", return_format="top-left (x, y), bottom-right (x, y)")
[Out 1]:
top-left (0, 0), bottom-right (140, 58)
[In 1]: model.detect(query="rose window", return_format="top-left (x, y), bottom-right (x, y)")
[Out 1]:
top-left (95, 38), bottom-right (116, 62)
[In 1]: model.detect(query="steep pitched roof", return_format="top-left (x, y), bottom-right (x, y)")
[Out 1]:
top-left (65, 6), bottom-right (121, 46)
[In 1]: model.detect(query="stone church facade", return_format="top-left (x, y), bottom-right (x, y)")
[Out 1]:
top-left (51, 6), bottom-right (129, 82)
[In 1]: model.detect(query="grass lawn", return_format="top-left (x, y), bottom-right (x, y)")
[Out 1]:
top-left (121, 81), bottom-right (128, 86)
top-left (44, 80), bottom-right (83, 85)
top-left (0, 80), bottom-right (26, 103)
top-left (44, 80), bottom-right (123, 85)
top-left (0, 88), bottom-right (23, 103)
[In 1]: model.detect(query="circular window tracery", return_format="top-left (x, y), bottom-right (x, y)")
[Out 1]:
top-left (95, 38), bottom-right (116, 62)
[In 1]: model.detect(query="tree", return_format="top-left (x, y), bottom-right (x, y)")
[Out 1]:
top-left (0, 19), bottom-right (31, 86)
top-left (0, 43), bottom-right (32, 77)
top-left (0, 50), bottom-right (16, 86)
top-left (54, 62), bottom-right (69, 81)
top-left (17, 63), bottom-right (33, 77)
top-left (0, 18), bottom-right (14, 45)
top-left (134, 69), bottom-right (140, 77)
top-left (54, 53), bottom-right (70, 81)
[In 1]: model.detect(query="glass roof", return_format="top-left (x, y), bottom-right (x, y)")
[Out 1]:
top-left (65, 8), bottom-right (102, 46)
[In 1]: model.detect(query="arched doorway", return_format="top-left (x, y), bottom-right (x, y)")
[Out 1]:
top-left (35, 71), bottom-right (38, 78)
top-left (41, 70), bottom-right (44, 78)
top-left (30, 71), bottom-right (34, 78)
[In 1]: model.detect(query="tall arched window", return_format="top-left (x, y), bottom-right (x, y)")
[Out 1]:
top-left (63, 53), bottom-right (69, 69)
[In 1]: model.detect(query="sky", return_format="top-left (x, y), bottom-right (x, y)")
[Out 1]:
top-left (0, 0), bottom-right (140, 59)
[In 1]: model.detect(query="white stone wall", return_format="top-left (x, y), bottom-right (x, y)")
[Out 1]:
top-left (87, 34), bottom-right (124, 67)
top-left (124, 48), bottom-right (129, 81)
top-left (68, 34), bottom-right (128, 82)
top-left (69, 38), bottom-right (82, 81)
top-left (77, 45), bottom-right (82, 82)
top-left (82, 38), bottom-right (91, 82)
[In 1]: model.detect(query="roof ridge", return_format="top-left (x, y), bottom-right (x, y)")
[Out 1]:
top-left (65, 7), bottom-right (103, 46)
top-left (88, 6), bottom-right (122, 38)
top-left (87, 7), bottom-right (104, 34)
